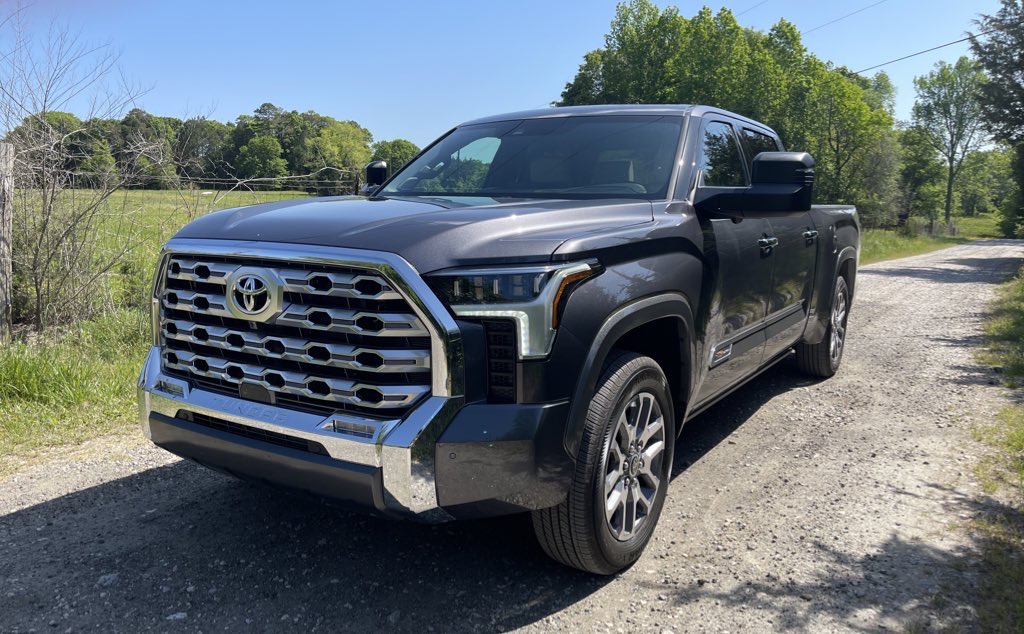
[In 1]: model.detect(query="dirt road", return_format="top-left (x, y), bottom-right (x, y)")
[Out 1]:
top-left (2, 240), bottom-right (1022, 633)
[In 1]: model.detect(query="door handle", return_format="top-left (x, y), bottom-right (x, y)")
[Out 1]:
top-left (758, 236), bottom-right (779, 249)
top-left (802, 229), bottom-right (819, 241)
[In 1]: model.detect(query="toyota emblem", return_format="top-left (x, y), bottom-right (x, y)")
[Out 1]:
top-left (231, 274), bottom-right (270, 315)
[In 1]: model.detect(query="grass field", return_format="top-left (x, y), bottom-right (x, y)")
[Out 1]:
top-left (106, 188), bottom-right (309, 301)
top-left (0, 197), bottom-right (1013, 465)
top-left (1, 189), bottom-right (307, 468)
top-left (860, 214), bottom-right (1003, 265)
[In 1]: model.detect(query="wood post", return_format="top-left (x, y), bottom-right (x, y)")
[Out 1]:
top-left (0, 142), bottom-right (12, 342)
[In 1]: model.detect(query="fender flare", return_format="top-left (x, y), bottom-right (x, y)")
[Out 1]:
top-left (804, 245), bottom-right (859, 345)
top-left (836, 245), bottom-right (858, 299)
top-left (562, 292), bottom-right (697, 458)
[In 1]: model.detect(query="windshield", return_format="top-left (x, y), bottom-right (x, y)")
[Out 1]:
top-left (380, 115), bottom-right (683, 200)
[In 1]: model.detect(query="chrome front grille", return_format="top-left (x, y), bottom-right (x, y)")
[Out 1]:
top-left (158, 254), bottom-right (433, 416)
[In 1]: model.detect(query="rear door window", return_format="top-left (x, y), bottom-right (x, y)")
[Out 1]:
top-left (740, 128), bottom-right (781, 174)
top-left (698, 121), bottom-right (747, 187)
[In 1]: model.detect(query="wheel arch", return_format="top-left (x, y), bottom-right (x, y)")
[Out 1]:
top-left (837, 247), bottom-right (858, 300)
top-left (803, 245), bottom-right (858, 346)
top-left (563, 293), bottom-right (696, 458)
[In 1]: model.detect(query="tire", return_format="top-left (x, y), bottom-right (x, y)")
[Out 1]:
top-left (796, 274), bottom-right (850, 378)
top-left (532, 351), bottom-right (675, 575)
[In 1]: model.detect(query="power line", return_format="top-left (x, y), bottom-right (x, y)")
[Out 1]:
top-left (853, 28), bottom-right (997, 74)
top-left (737, 0), bottom-right (770, 17)
top-left (802, 0), bottom-right (889, 35)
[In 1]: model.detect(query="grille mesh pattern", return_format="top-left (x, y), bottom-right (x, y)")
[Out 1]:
top-left (159, 255), bottom-right (432, 417)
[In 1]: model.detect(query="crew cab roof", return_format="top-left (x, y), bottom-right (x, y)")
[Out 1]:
top-left (459, 104), bottom-right (777, 136)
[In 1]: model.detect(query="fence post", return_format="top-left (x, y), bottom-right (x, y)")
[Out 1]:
top-left (0, 142), bottom-right (12, 342)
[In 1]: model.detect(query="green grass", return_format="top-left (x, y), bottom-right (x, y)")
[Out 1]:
top-left (955, 213), bottom-right (1004, 239)
top-left (859, 230), bottom-right (967, 265)
top-left (101, 189), bottom-right (309, 305)
top-left (860, 214), bottom-right (1006, 265)
top-left (971, 266), bottom-right (1024, 632)
top-left (1, 189), bottom-right (307, 468)
top-left (0, 309), bottom-right (150, 470)
top-left (980, 266), bottom-right (1024, 385)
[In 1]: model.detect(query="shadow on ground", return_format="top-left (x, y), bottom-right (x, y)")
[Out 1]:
top-left (3, 358), bottom-right (1020, 631)
top-left (640, 481), bottom-right (1023, 632)
top-left (0, 360), bottom-right (816, 632)
top-left (858, 240), bottom-right (1024, 287)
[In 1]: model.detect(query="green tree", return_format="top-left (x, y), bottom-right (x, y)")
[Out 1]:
top-left (371, 139), bottom-right (420, 177)
top-left (970, 0), bottom-right (1024, 237)
top-left (911, 56), bottom-right (988, 226)
top-left (117, 108), bottom-right (180, 188)
top-left (174, 117), bottom-right (231, 183)
top-left (305, 120), bottom-right (373, 191)
top-left (557, 1), bottom-right (895, 216)
top-left (560, 50), bottom-right (607, 105)
top-left (76, 139), bottom-right (117, 187)
top-left (957, 147), bottom-right (1018, 217)
top-left (898, 126), bottom-right (945, 224)
top-left (236, 135), bottom-right (288, 181)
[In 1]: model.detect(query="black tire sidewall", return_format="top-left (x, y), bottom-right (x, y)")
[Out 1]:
top-left (587, 358), bottom-right (675, 571)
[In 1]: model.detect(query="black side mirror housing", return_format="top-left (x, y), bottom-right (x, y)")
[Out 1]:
top-left (365, 160), bottom-right (388, 188)
top-left (695, 152), bottom-right (815, 218)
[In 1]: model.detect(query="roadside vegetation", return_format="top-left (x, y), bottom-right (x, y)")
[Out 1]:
top-left (860, 214), bottom-right (1002, 265)
top-left (0, 310), bottom-right (147, 472)
top-left (972, 266), bottom-right (1024, 630)
top-left (0, 190), bottom-right (307, 469)
top-left (1, 0), bottom-right (1023, 466)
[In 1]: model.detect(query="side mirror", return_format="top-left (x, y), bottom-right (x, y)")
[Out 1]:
top-left (750, 151), bottom-right (814, 210)
top-left (365, 160), bottom-right (388, 188)
top-left (695, 152), bottom-right (815, 218)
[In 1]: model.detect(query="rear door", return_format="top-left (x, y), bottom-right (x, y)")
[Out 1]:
top-left (694, 120), bottom-right (773, 403)
top-left (739, 127), bottom-right (818, 359)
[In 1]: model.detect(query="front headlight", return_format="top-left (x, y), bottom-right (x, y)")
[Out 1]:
top-left (426, 262), bottom-right (599, 359)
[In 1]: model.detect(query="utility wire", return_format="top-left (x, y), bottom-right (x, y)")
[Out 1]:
top-left (737, 0), bottom-right (770, 17)
top-left (853, 28), bottom-right (999, 74)
top-left (802, 0), bottom-right (889, 35)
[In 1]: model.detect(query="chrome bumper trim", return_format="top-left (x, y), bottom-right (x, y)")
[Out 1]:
top-left (139, 346), bottom-right (460, 519)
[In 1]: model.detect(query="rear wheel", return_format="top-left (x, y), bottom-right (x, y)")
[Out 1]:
top-left (796, 275), bottom-right (850, 377)
top-left (532, 351), bottom-right (674, 575)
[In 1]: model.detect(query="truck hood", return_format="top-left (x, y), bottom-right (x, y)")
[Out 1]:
top-left (173, 195), bottom-right (654, 272)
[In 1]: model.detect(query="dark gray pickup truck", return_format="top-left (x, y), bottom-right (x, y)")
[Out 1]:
top-left (138, 105), bottom-right (859, 574)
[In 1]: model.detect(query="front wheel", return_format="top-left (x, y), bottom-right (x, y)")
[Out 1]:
top-left (532, 351), bottom-right (675, 575)
top-left (796, 274), bottom-right (850, 377)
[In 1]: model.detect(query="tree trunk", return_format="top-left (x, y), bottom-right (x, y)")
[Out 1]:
top-left (0, 143), bottom-right (12, 341)
top-left (944, 160), bottom-right (955, 227)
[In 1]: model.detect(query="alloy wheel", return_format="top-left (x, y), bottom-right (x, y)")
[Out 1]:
top-left (602, 391), bottom-right (666, 541)
top-left (830, 282), bottom-right (848, 365)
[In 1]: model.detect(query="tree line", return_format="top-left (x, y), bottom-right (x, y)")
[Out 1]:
top-left (559, 1), bottom-right (1023, 237)
top-left (3, 103), bottom-right (420, 193)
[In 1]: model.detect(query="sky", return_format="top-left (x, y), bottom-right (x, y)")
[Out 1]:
top-left (13, 0), bottom-right (1002, 147)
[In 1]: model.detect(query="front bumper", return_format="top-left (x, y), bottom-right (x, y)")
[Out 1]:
top-left (138, 347), bottom-right (572, 520)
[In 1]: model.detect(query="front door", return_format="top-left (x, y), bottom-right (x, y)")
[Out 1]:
top-left (693, 120), bottom-right (773, 403)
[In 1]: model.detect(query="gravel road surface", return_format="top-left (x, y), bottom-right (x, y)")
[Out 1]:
top-left (2, 239), bottom-right (1023, 633)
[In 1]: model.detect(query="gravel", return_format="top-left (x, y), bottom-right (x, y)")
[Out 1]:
top-left (2, 239), bottom-right (1022, 633)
